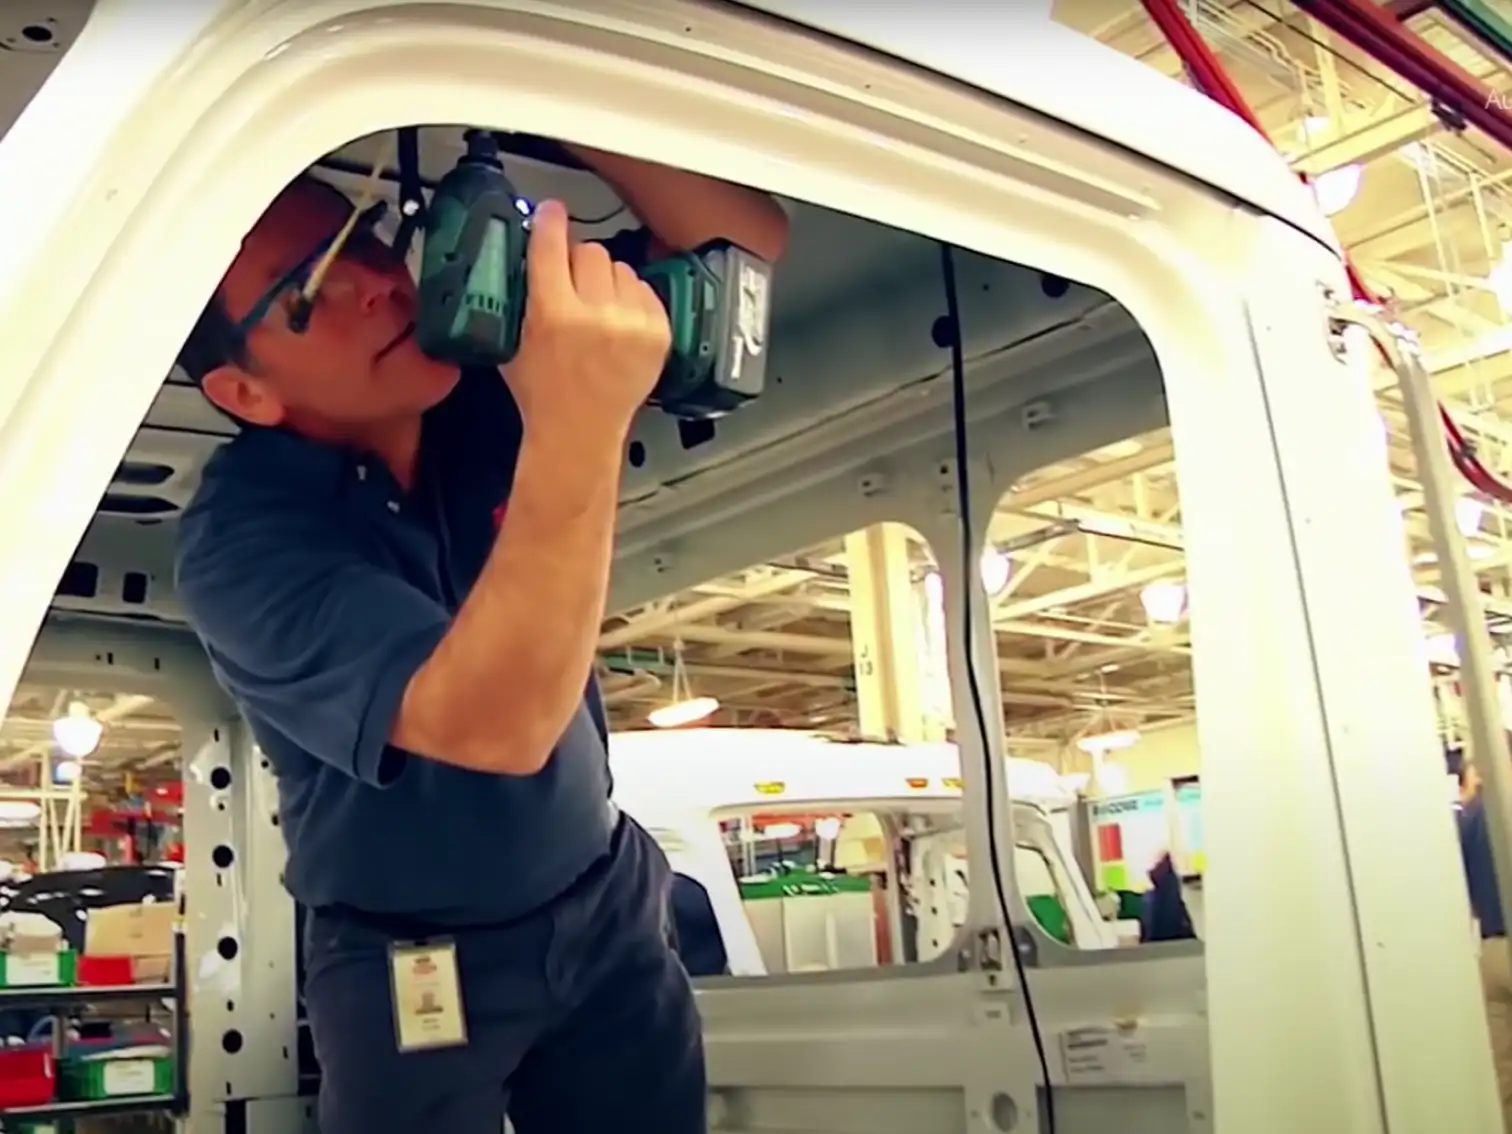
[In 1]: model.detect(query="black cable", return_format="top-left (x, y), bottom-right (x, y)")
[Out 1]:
top-left (319, 136), bottom-right (625, 231)
top-left (938, 242), bottom-right (1057, 1132)
top-left (572, 204), bottom-right (628, 227)
top-left (391, 127), bottom-right (426, 260)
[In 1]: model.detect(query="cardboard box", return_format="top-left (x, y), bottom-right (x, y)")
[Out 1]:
top-left (84, 903), bottom-right (176, 982)
top-left (0, 911), bottom-right (64, 956)
top-left (7, 932), bottom-right (61, 956)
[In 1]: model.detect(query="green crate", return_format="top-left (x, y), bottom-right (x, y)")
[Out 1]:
top-left (57, 1053), bottom-right (172, 1101)
top-left (9, 1122), bottom-right (68, 1134)
top-left (0, 949), bottom-right (75, 988)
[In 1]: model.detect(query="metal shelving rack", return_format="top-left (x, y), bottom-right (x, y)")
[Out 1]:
top-left (0, 930), bottom-right (187, 1129)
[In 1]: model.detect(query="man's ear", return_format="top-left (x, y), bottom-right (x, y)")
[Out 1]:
top-left (201, 366), bottom-right (284, 427)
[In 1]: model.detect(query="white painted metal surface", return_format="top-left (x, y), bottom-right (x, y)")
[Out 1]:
top-left (731, 0), bottom-right (1336, 250)
top-left (610, 727), bottom-right (1115, 960)
top-left (608, 727), bottom-right (1080, 811)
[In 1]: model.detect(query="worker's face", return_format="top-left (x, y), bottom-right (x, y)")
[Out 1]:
top-left (201, 179), bottom-right (459, 436)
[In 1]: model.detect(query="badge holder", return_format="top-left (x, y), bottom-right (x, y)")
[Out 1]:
top-left (388, 939), bottom-right (468, 1053)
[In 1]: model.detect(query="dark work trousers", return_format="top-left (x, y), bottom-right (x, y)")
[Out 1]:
top-left (302, 814), bottom-right (707, 1134)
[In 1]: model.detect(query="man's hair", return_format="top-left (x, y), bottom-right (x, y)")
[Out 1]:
top-left (176, 173), bottom-right (351, 386)
top-left (178, 293), bottom-right (248, 385)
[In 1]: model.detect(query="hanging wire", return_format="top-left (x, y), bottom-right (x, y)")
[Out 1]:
top-left (669, 638), bottom-right (694, 704)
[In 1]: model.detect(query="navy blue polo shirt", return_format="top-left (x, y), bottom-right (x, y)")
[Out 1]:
top-left (174, 229), bottom-right (650, 925)
top-left (1460, 792), bottom-right (1507, 938)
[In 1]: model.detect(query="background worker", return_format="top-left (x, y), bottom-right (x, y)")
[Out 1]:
top-left (1138, 851), bottom-right (1197, 944)
top-left (1456, 749), bottom-right (1512, 1131)
top-left (172, 141), bottom-right (787, 1134)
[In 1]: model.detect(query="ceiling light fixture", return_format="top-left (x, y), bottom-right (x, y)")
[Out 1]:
top-left (1311, 164), bottom-right (1363, 217)
top-left (647, 695), bottom-right (719, 730)
top-left (1457, 495), bottom-right (1487, 538)
top-left (51, 701), bottom-right (102, 758)
top-left (0, 802), bottom-right (40, 824)
top-left (1139, 580), bottom-right (1187, 625)
top-left (979, 548), bottom-right (1012, 596)
top-left (648, 640), bottom-right (719, 729)
top-left (1487, 241), bottom-right (1512, 315)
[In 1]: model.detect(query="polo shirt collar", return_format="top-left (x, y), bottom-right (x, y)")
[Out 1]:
top-left (229, 408), bottom-right (453, 505)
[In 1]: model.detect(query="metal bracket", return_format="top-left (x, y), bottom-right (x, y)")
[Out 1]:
top-left (975, 927), bottom-right (1005, 972)
top-left (1320, 285), bottom-right (1351, 362)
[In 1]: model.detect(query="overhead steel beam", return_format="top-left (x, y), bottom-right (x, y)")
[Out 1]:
top-left (1433, 345), bottom-right (1512, 398)
top-left (1003, 441), bottom-right (1176, 509)
top-left (1427, 323), bottom-right (1512, 373)
top-left (1350, 199), bottom-right (1499, 265)
top-left (1413, 0), bottom-right (1512, 68)
top-left (1020, 500), bottom-right (1185, 551)
top-left (600, 565), bottom-right (817, 648)
top-left (1357, 262), bottom-right (1502, 340)
top-left (1291, 104), bottom-right (1443, 174)
top-left (1000, 619), bottom-right (1191, 654)
top-left (1349, 156), bottom-right (1512, 264)
top-left (997, 560), bottom-right (1181, 622)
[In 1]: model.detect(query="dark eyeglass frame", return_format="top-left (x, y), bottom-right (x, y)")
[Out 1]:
top-left (231, 200), bottom-right (391, 340)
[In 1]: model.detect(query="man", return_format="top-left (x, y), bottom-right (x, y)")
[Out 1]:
top-left (172, 138), bottom-right (787, 1134)
top-left (1137, 851), bottom-right (1196, 944)
top-left (1456, 754), bottom-right (1512, 1130)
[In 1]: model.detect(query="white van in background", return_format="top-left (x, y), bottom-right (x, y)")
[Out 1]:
top-left (608, 728), bottom-right (1115, 979)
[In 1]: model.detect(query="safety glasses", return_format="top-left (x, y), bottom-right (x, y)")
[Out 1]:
top-left (232, 199), bottom-right (391, 339)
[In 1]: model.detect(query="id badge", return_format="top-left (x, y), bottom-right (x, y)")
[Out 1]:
top-left (388, 939), bottom-right (468, 1053)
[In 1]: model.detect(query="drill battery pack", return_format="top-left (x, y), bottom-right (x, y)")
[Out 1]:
top-left (640, 241), bottom-right (772, 420)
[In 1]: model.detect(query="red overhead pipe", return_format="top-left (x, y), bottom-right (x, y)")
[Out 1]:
top-left (1291, 0), bottom-right (1512, 151)
top-left (1137, 0), bottom-right (1512, 505)
top-left (1139, 0), bottom-right (1265, 134)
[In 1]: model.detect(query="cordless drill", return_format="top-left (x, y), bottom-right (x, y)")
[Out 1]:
top-left (414, 129), bottom-right (772, 420)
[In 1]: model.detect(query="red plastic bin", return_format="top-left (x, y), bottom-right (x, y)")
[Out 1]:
top-left (0, 1045), bottom-right (55, 1108)
top-left (75, 954), bottom-right (135, 987)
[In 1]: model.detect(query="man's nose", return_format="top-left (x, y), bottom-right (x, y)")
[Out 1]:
top-left (354, 260), bottom-right (401, 315)
top-left (325, 259), bottom-right (397, 315)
